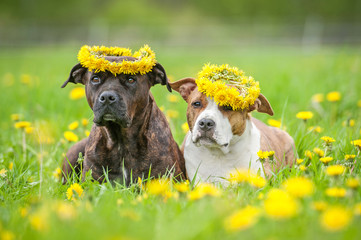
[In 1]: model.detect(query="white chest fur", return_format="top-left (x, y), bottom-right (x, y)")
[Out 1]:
top-left (184, 119), bottom-right (263, 185)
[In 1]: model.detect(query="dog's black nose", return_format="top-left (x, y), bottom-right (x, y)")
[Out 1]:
top-left (198, 118), bottom-right (215, 131)
top-left (98, 91), bottom-right (118, 104)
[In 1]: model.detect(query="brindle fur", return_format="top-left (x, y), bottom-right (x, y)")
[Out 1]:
top-left (61, 56), bottom-right (185, 184)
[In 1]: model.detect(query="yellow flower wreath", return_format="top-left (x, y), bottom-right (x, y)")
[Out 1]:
top-left (77, 44), bottom-right (156, 75)
top-left (195, 64), bottom-right (260, 111)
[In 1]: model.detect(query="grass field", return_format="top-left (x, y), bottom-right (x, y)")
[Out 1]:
top-left (0, 45), bottom-right (361, 240)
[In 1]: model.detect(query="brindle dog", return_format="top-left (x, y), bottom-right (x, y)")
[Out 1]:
top-left (61, 56), bottom-right (185, 184)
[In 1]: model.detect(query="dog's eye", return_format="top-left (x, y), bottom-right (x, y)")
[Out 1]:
top-left (192, 101), bottom-right (202, 108)
top-left (222, 105), bottom-right (233, 111)
top-left (91, 75), bottom-right (101, 84)
top-left (127, 77), bottom-right (136, 84)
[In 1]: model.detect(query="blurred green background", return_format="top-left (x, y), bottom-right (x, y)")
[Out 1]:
top-left (1, 0), bottom-right (361, 47)
top-left (1, 0), bottom-right (360, 146)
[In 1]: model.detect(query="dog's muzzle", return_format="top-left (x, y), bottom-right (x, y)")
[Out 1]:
top-left (193, 118), bottom-right (217, 144)
top-left (198, 118), bottom-right (215, 132)
top-left (192, 117), bottom-right (230, 153)
top-left (93, 91), bottom-right (130, 127)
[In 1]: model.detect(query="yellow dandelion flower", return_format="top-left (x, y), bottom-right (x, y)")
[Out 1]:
top-left (195, 63), bottom-right (260, 111)
top-left (8, 162), bottom-right (13, 170)
top-left (321, 136), bottom-right (336, 144)
top-left (229, 169), bottom-right (250, 184)
top-left (248, 174), bottom-right (267, 188)
top-left (358, 100), bottom-right (361, 108)
top-left (84, 130), bottom-right (90, 137)
top-left (174, 181), bottom-right (190, 193)
top-left (0, 230), bottom-right (15, 240)
top-left (351, 139), bottom-right (361, 148)
top-left (64, 131), bottom-right (79, 142)
top-left (167, 94), bottom-right (179, 103)
top-left (320, 157), bottom-right (333, 164)
top-left (166, 110), bottom-right (179, 119)
top-left (29, 212), bottom-right (48, 231)
top-left (55, 202), bottom-right (77, 220)
top-left (308, 126), bottom-right (323, 133)
top-left (345, 154), bottom-right (356, 160)
top-left (53, 167), bottom-right (62, 179)
top-left (296, 159), bottom-right (304, 164)
top-left (21, 74), bottom-right (32, 85)
top-left (224, 205), bottom-right (261, 232)
top-left (346, 178), bottom-right (360, 189)
top-left (69, 87), bottom-right (85, 100)
top-left (11, 113), bottom-right (21, 121)
top-left (264, 188), bottom-right (299, 219)
top-left (81, 118), bottom-right (89, 126)
top-left (320, 206), bottom-right (351, 231)
top-left (68, 121), bottom-right (79, 130)
top-left (313, 148), bottom-right (324, 157)
top-left (14, 121), bottom-right (31, 129)
top-left (188, 183), bottom-right (221, 200)
top-left (354, 203), bottom-right (361, 215)
top-left (146, 179), bottom-right (170, 196)
top-left (325, 187), bottom-right (346, 198)
top-left (25, 126), bottom-right (34, 134)
top-left (282, 177), bottom-right (314, 198)
top-left (312, 93), bottom-right (324, 103)
top-left (181, 122), bottom-right (189, 134)
top-left (326, 91), bottom-right (341, 102)
top-left (66, 183), bottom-right (84, 201)
top-left (325, 165), bottom-right (345, 176)
top-left (299, 165), bottom-right (307, 171)
top-left (305, 150), bottom-right (313, 159)
top-left (257, 150), bottom-right (274, 160)
top-left (0, 168), bottom-right (7, 177)
top-left (20, 207), bottom-right (28, 218)
top-left (312, 201), bottom-right (328, 211)
top-left (214, 89), bottom-right (230, 107)
top-left (296, 111), bottom-right (313, 120)
top-left (267, 119), bottom-right (282, 128)
top-left (78, 45), bottom-right (156, 76)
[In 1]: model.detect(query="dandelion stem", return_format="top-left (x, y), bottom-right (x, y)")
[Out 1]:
top-left (350, 150), bottom-right (360, 174)
top-left (22, 131), bottom-right (26, 162)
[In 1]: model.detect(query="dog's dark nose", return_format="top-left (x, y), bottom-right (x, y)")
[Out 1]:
top-left (198, 118), bottom-right (215, 131)
top-left (98, 91), bottom-right (118, 104)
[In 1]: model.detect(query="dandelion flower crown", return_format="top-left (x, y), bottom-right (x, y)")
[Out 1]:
top-left (195, 64), bottom-right (260, 111)
top-left (77, 44), bottom-right (156, 75)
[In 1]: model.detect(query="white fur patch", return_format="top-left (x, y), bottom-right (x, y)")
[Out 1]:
top-left (185, 104), bottom-right (263, 185)
top-left (191, 99), bottom-right (233, 153)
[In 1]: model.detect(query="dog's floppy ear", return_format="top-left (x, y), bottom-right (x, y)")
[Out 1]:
top-left (248, 94), bottom-right (274, 116)
top-left (169, 77), bottom-right (197, 102)
top-left (61, 63), bottom-right (87, 88)
top-left (149, 62), bottom-right (172, 92)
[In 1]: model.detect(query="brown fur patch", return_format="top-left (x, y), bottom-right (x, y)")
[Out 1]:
top-left (219, 108), bottom-right (249, 136)
top-left (186, 88), bottom-right (208, 131)
top-left (251, 117), bottom-right (296, 177)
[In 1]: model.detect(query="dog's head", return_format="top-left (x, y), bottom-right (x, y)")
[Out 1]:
top-left (62, 56), bottom-right (171, 127)
top-left (170, 77), bottom-right (274, 153)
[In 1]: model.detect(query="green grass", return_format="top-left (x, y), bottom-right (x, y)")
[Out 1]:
top-left (0, 45), bottom-right (361, 240)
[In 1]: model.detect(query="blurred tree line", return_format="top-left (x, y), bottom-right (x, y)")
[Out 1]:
top-left (1, 0), bottom-right (360, 46)
top-left (1, 0), bottom-right (360, 26)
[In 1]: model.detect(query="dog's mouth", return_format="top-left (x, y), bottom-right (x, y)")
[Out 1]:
top-left (93, 112), bottom-right (131, 128)
top-left (103, 114), bottom-right (117, 122)
top-left (192, 133), bottom-right (229, 149)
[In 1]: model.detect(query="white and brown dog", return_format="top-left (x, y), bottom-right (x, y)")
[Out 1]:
top-left (170, 77), bottom-right (296, 185)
